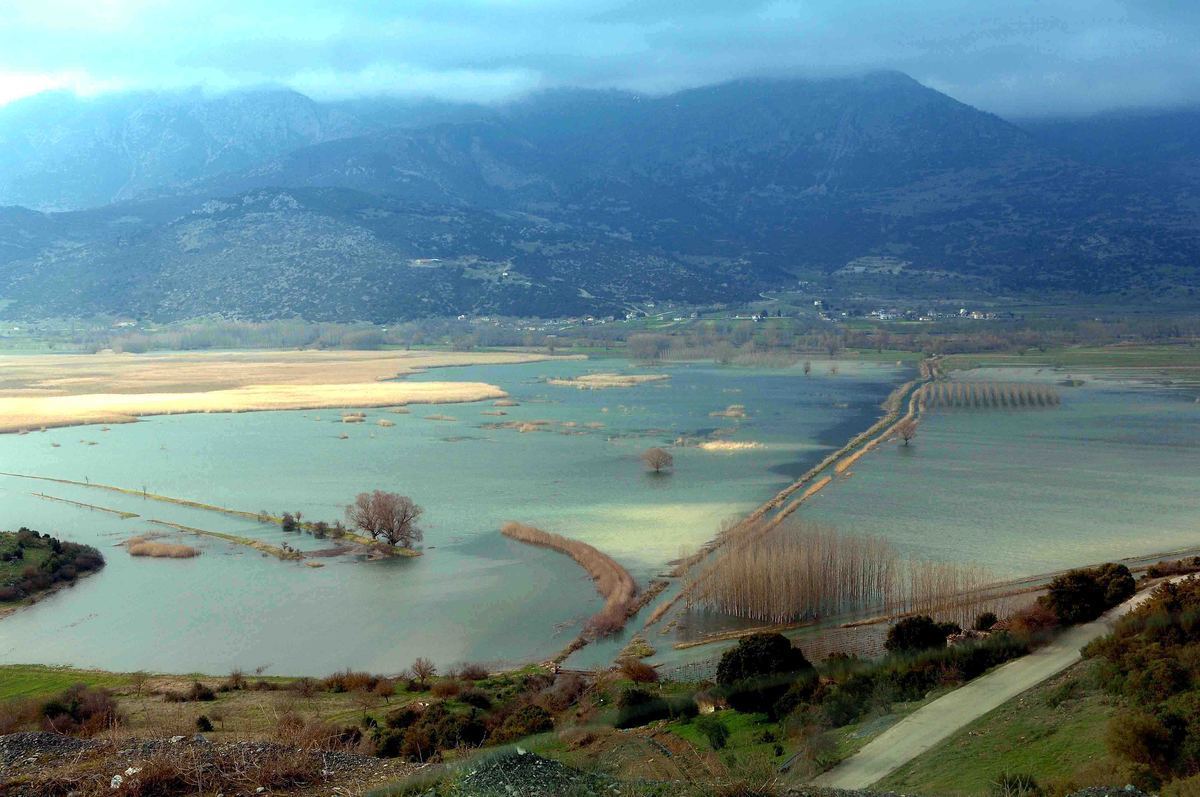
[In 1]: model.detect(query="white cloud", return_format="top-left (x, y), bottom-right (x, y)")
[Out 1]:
top-left (0, 70), bottom-right (126, 106)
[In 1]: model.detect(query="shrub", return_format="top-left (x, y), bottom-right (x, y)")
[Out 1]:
top-left (990, 772), bottom-right (1044, 796)
top-left (885, 616), bottom-right (960, 653)
top-left (322, 670), bottom-right (379, 693)
top-left (974, 611), bottom-right (999, 631)
top-left (195, 715), bottom-right (214, 732)
top-left (1007, 602), bottom-right (1059, 636)
top-left (535, 673), bottom-right (586, 712)
top-left (1096, 563), bottom-right (1136, 606)
top-left (1106, 709), bottom-right (1177, 778)
top-left (1045, 564), bottom-right (1133, 626)
top-left (493, 704), bottom-right (554, 743)
top-left (619, 659), bottom-right (660, 683)
top-left (224, 669), bottom-right (248, 691)
top-left (376, 702), bottom-right (487, 761)
top-left (163, 681), bottom-right (216, 702)
top-left (458, 688), bottom-right (492, 710)
top-left (695, 714), bottom-right (730, 750)
top-left (716, 633), bottom-right (814, 714)
top-left (431, 680), bottom-right (462, 699)
top-left (615, 688), bottom-right (697, 728)
top-left (458, 663), bottom-right (490, 681)
top-left (385, 705), bottom-right (422, 730)
top-left (40, 685), bottom-right (121, 736)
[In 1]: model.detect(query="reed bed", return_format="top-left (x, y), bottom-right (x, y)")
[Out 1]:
top-left (683, 519), bottom-right (1013, 627)
top-left (148, 520), bottom-right (302, 561)
top-left (125, 535), bottom-right (201, 559)
top-left (501, 522), bottom-right (637, 635)
top-left (916, 381), bottom-right (1060, 412)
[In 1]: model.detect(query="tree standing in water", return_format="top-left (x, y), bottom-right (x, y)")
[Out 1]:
top-left (347, 491), bottom-right (424, 547)
top-left (896, 418), bottom-right (919, 446)
top-left (642, 447), bottom-right (674, 473)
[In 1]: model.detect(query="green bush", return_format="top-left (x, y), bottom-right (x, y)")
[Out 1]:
top-left (694, 714), bottom-right (730, 750)
top-left (1045, 563), bottom-right (1134, 626)
top-left (493, 704), bottom-right (553, 743)
top-left (716, 633), bottom-right (813, 715)
top-left (974, 611), bottom-right (999, 631)
top-left (615, 688), bottom-right (697, 729)
top-left (885, 616), bottom-right (960, 653)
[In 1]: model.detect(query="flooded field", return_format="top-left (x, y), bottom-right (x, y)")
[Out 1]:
top-left (648, 364), bottom-right (1200, 675)
top-left (0, 357), bottom-right (901, 675)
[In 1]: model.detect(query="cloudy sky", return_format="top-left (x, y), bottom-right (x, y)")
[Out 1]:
top-left (1, 0), bottom-right (1197, 117)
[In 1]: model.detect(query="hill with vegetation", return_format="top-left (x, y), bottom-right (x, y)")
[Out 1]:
top-left (0, 528), bottom-right (105, 610)
top-left (2, 75), bottom-right (1200, 321)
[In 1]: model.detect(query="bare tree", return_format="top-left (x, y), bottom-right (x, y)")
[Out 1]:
top-left (346, 491), bottom-right (424, 547)
top-left (628, 333), bottom-right (671, 360)
top-left (411, 657), bottom-right (437, 688)
top-left (130, 671), bottom-right (150, 697)
top-left (895, 418), bottom-right (919, 446)
top-left (641, 447), bottom-right (674, 473)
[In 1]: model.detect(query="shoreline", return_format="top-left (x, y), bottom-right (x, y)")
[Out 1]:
top-left (0, 348), bottom-right (574, 435)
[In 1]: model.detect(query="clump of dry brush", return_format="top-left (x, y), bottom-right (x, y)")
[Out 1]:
top-left (501, 522), bottom-right (636, 635)
top-left (124, 535), bottom-right (200, 559)
top-left (683, 518), bottom-right (1015, 628)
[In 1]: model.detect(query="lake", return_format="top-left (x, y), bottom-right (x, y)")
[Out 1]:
top-left (0, 356), bottom-right (901, 675)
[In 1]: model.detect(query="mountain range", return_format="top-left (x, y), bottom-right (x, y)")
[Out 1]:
top-left (1, 73), bottom-right (1198, 321)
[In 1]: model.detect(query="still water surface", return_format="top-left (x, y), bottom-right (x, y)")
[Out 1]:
top-left (0, 358), bottom-right (899, 674)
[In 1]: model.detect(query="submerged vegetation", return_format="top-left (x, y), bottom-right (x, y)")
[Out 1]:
top-left (501, 522), bottom-right (637, 636)
top-left (683, 518), bottom-right (1014, 628)
top-left (916, 381), bottom-right (1062, 411)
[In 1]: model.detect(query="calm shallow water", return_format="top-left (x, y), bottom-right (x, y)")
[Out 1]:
top-left (0, 357), bottom-right (900, 675)
top-left (800, 366), bottom-right (1200, 576)
top-left (649, 365), bottom-right (1200, 674)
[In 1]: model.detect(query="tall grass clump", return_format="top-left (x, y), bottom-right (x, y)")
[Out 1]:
top-left (683, 518), bottom-right (1011, 627)
top-left (125, 535), bottom-right (201, 558)
top-left (501, 522), bottom-right (636, 635)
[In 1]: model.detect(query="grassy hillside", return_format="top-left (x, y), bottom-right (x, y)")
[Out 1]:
top-left (879, 662), bottom-right (1123, 795)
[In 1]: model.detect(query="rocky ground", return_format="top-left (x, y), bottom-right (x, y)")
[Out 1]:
top-left (0, 734), bottom-right (1157, 796)
top-left (0, 732), bottom-right (417, 796)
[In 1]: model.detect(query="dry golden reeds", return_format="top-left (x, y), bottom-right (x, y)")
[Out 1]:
top-left (501, 522), bottom-right (637, 635)
top-left (125, 535), bottom-right (201, 559)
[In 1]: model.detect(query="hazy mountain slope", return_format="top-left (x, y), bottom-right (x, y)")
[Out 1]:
top-left (0, 189), bottom-right (743, 321)
top-left (0, 90), bottom-right (486, 212)
top-left (1, 74), bottom-right (1199, 320)
top-left (215, 74), bottom-right (1197, 296)
top-left (1021, 108), bottom-right (1200, 184)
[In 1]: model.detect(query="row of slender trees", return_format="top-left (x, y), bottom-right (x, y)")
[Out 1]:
top-left (683, 518), bottom-right (1014, 628)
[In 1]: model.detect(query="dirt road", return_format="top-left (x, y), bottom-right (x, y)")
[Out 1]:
top-left (809, 580), bottom-right (1183, 789)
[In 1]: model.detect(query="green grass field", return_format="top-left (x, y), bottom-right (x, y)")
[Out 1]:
top-left (944, 343), bottom-right (1200, 371)
top-left (878, 662), bottom-right (1123, 796)
top-left (0, 664), bottom-right (134, 701)
top-left (669, 709), bottom-right (777, 753)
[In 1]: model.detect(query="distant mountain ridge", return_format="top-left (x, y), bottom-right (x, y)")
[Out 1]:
top-left (1, 74), bottom-right (1198, 320)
